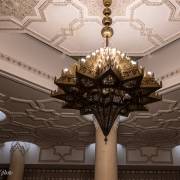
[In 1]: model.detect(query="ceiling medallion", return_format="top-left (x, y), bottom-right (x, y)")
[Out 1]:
top-left (51, 0), bottom-right (162, 142)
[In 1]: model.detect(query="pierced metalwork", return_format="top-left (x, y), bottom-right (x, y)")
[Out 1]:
top-left (51, 48), bottom-right (162, 141)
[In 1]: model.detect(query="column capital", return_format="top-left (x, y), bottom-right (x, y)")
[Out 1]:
top-left (10, 142), bottom-right (28, 156)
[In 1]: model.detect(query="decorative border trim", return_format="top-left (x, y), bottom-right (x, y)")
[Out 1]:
top-left (0, 69), bottom-right (51, 94)
top-left (157, 67), bottom-right (180, 81)
top-left (39, 146), bottom-right (85, 163)
top-left (2, 48), bottom-right (180, 94)
top-left (0, 51), bottom-right (54, 80)
top-left (126, 147), bottom-right (173, 164)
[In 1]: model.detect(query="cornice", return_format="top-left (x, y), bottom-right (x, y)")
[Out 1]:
top-left (0, 51), bottom-right (54, 80)
top-left (158, 67), bottom-right (180, 81)
top-left (1, 50), bottom-right (180, 95)
top-left (0, 69), bottom-right (51, 94)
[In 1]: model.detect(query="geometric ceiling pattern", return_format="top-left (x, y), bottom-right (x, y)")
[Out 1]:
top-left (0, 72), bottom-right (95, 148)
top-left (0, 0), bottom-right (180, 56)
top-left (118, 89), bottom-right (180, 148)
top-left (1, 71), bottom-right (180, 148)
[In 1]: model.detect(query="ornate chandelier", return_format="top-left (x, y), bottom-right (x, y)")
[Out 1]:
top-left (51, 0), bottom-right (162, 142)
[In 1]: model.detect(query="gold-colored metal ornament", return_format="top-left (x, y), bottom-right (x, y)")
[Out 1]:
top-left (102, 16), bottom-right (112, 26)
top-left (103, 0), bottom-right (112, 7)
top-left (103, 7), bottom-right (111, 16)
top-left (101, 26), bottom-right (113, 38)
top-left (51, 0), bottom-right (162, 142)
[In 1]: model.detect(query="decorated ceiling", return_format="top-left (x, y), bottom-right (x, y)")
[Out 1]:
top-left (0, 71), bottom-right (180, 148)
top-left (0, 0), bottom-right (180, 56)
top-left (0, 0), bottom-right (180, 149)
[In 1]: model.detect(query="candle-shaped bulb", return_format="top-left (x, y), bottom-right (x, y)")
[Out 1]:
top-left (63, 68), bottom-right (68, 73)
top-left (86, 55), bottom-right (91, 59)
top-left (147, 71), bottom-right (152, 76)
top-left (121, 53), bottom-right (125, 58)
top-left (131, 60), bottom-right (137, 65)
top-left (92, 52), bottom-right (96, 56)
top-left (96, 49), bottom-right (100, 54)
top-left (81, 58), bottom-right (86, 63)
top-left (117, 50), bottom-right (121, 55)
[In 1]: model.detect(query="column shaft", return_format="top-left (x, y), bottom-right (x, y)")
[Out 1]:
top-left (95, 124), bottom-right (118, 180)
top-left (8, 144), bottom-right (25, 180)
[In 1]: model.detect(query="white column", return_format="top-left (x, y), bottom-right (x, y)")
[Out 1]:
top-left (8, 142), bottom-right (26, 180)
top-left (95, 120), bottom-right (118, 180)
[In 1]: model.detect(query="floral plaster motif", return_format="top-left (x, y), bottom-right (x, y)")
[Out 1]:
top-left (0, 0), bottom-right (40, 21)
top-left (79, 0), bottom-right (135, 17)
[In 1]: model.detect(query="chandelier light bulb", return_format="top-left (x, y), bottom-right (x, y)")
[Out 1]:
top-left (63, 68), bottom-right (68, 73)
top-left (131, 60), bottom-right (137, 65)
top-left (81, 58), bottom-right (86, 63)
top-left (96, 50), bottom-right (100, 54)
top-left (147, 71), bottom-right (152, 76)
top-left (92, 52), bottom-right (96, 56)
top-left (86, 55), bottom-right (91, 59)
top-left (117, 50), bottom-right (121, 55)
top-left (100, 48), bottom-right (104, 54)
top-left (121, 53), bottom-right (125, 58)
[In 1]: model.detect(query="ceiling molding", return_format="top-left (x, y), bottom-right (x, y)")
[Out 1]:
top-left (0, 51), bottom-right (54, 81)
top-left (126, 147), bottom-right (173, 164)
top-left (157, 67), bottom-right (180, 81)
top-left (39, 146), bottom-right (85, 163)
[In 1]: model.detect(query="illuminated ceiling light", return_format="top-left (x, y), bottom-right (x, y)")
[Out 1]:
top-left (0, 111), bottom-right (6, 122)
top-left (51, 0), bottom-right (162, 142)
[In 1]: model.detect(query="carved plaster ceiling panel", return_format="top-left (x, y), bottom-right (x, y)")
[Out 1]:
top-left (118, 88), bottom-right (180, 147)
top-left (0, 0), bottom-right (180, 56)
top-left (126, 147), bottom-right (173, 164)
top-left (39, 146), bottom-right (85, 163)
top-left (0, 0), bottom-right (40, 21)
top-left (0, 72), bottom-right (95, 147)
top-left (1, 71), bottom-right (180, 148)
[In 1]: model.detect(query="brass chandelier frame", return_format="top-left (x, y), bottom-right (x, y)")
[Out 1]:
top-left (51, 0), bottom-right (162, 142)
